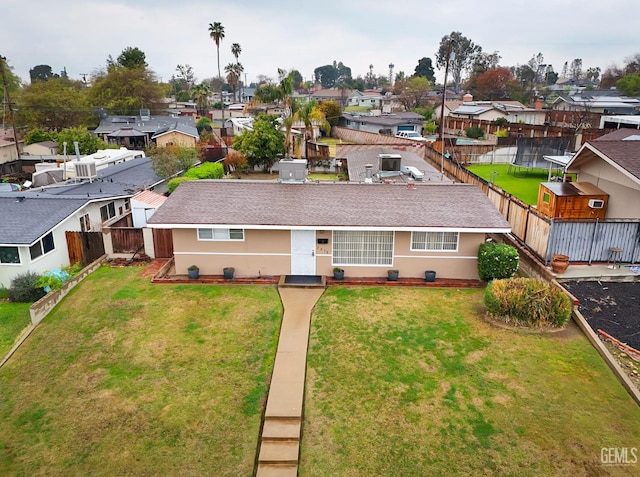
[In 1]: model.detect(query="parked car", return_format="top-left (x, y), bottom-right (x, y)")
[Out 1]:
top-left (395, 131), bottom-right (427, 142)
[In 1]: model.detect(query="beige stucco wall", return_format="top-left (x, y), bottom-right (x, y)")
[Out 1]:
top-left (155, 131), bottom-right (197, 148)
top-left (172, 228), bottom-right (485, 279)
top-left (575, 172), bottom-right (640, 218)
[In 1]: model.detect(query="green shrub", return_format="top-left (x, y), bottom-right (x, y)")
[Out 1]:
top-left (0, 286), bottom-right (8, 300)
top-left (8, 272), bottom-right (46, 303)
top-left (484, 278), bottom-right (572, 327)
top-left (478, 242), bottom-right (519, 281)
top-left (492, 117), bottom-right (508, 126)
top-left (495, 128), bottom-right (508, 138)
top-left (167, 176), bottom-right (195, 194)
top-left (184, 162), bottom-right (224, 179)
top-left (465, 126), bottom-right (484, 139)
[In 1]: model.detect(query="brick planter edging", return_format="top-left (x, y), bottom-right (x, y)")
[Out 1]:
top-left (29, 255), bottom-right (107, 326)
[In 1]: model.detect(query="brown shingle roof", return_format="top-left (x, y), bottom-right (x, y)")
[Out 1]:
top-left (586, 141), bottom-right (640, 181)
top-left (148, 181), bottom-right (510, 231)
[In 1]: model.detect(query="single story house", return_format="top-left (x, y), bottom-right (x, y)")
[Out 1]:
top-left (348, 89), bottom-right (384, 109)
top-left (565, 130), bottom-right (640, 218)
top-left (339, 111), bottom-right (425, 135)
top-left (22, 141), bottom-right (59, 156)
top-left (147, 180), bottom-right (510, 280)
top-left (94, 114), bottom-right (198, 149)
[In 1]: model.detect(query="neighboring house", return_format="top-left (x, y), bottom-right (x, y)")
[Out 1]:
top-left (147, 180), bottom-right (510, 280)
top-left (94, 114), bottom-right (198, 149)
top-left (564, 130), bottom-right (640, 218)
top-left (339, 111), bottom-right (425, 135)
top-left (0, 157), bottom-right (169, 287)
top-left (600, 115), bottom-right (640, 129)
top-left (165, 100), bottom-right (198, 117)
top-left (443, 99), bottom-right (547, 125)
top-left (0, 140), bottom-right (19, 164)
top-left (548, 78), bottom-right (600, 94)
top-left (22, 141), bottom-right (59, 156)
top-left (348, 89), bottom-right (384, 108)
top-left (551, 94), bottom-right (640, 115)
top-left (311, 88), bottom-right (353, 106)
top-left (0, 194), bottom-right (97, 288)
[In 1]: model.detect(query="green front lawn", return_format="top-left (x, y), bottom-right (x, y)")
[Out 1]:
top-left (466, 164), bottom-right (551, 205)
top-left (0, 302), bottom-right (31, 358)
top-left (0, 266), bottom-right (282, 477)
top-left (301, 287), bottom-right (640, 477)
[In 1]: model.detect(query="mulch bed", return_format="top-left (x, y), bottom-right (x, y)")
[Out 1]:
top-left (563, 281), bottom-right (640, 350)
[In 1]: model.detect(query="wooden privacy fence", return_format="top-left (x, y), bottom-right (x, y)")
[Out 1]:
top-left (110, 228), bottom-right (144, 253)
top-left (424, 145), bottom-right (551, 260)
top-left (153, 228), bottom-right (174, 259)
top-left (65, 231), bottom-right (105, 266)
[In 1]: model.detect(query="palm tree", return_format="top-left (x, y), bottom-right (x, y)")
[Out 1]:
top-left (294, 100), bottom-right (330, 158)
top-left (191, 83), bottom-right (212, 116)
top-left (208, 22), bottom-right (225, 79)
top-left (208, 21), bottom-right (225, 122)
top-left (225, 63), bottom-right (244, 102)
top-left (231, 43), bottom-right (241, 62)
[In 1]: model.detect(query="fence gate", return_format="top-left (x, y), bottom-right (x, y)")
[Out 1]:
top-left (153, 229), bottom-right (174, 259)
top-left (66, 231), bottom-right (105, 266)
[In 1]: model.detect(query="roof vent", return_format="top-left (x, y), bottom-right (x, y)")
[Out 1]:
top-left (278, 158), bottom-right (307, 183)
top-left (75, 161), bottom-right (98, 182)
top-left (364, 164), bottom-right (373, 183)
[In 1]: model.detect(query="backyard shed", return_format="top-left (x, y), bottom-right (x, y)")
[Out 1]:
top-left (537, 181), bottom-right (609, 219)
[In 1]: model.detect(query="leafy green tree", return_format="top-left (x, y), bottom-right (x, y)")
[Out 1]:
top-left (436, 31), bottom-right (482, 90)
top-left (88, 65), bottom-right (165, 115)
top-left (192, 82), bottom-right (211, 115)
top-left (116, 47), bottom-right (147, 69)
top-left (225, 63), bottom-right (243, 101)
top-left (413, 57), bottom-right (435, 82)
top-left (24, 129), bottom-right (58, 145)
top-left (175, 64), bottom-right (196, 96)
top-left (314, 61), bottom-right (352, 88)
top-left (394, 76), bottom-right (432, 110)
top-left (184, 162), bottom-right (224, 179)
top-left (616, 72), bottom-right (640, 96)
top-left (233, 114), bottom-right (285, 171)
top-left (316, 100), bottom-right (342, 127)
top-left (0, 56), bottom-right (22, 100)
top-left (147, 144), bottom-right (198, 178)
top-left (29, 65), bottom-right (58, 83)
top-left (56, 127), bottom-right (110, 154)
top-left (16, 78), bottom-right (93, 130)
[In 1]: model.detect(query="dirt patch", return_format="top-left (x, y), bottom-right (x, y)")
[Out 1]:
top-left (563, 281), bottom-right (640, 350)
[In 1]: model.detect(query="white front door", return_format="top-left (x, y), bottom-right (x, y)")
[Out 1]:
top-left (290, 230), bottom-right (316, 275)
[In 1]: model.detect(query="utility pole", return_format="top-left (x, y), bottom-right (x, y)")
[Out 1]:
top-left (0, 55), bottom-right (20, 160)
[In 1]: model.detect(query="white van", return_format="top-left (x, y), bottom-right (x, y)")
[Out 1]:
top-left (401, 165), bottom-right (424, 181)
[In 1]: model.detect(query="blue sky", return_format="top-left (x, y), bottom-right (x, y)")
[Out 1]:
top-left (3, 0), bottom-right (639, 86)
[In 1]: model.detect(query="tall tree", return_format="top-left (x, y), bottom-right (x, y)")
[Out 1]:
top-left (191, 82), bottom-right (211, 115)
top-left (413, 57), bottom-right (436, 82)
top-left (569, 58), bottom-right (583, 81)
top-left (436, 32), bottom-right (481, 91)
top-left (475, 68), bottom-right (515, 100)
top-left (0, 56), bottom-right (22, 100)
top-left (29, 65), bottom-right (58, 83)
top-left (116, 47), bottom-right (147, 69)
top-left (225, 63), bottom-right (243, 102)
top-left (617, 73), bottom-right (640, 96)
top-left (208, 22), bottom-right (225, 80)
top-left (175, 64), bottom-right (196, 96)
top-left (393, 76), bottom-right (432, 110)
top-left (231, 43), bottom-right (241, 62)
top-left (16, 77), bottom-right (93, 130)
top-left (232, 114), bottom-right (285, 171)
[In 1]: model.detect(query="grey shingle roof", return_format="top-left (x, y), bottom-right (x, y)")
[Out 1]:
top-left (148, 181), bottom-right (510, 231)
top-left (0, 194), bottom-right (88, 245)
top-left (38, 158), bottom-right (163, 198)
top-left (341, 112), bottom-right (424, 127)
top-left (586, 141), bottom-right (640, 181)
top-left (94, 115), bottom-right (198, 139)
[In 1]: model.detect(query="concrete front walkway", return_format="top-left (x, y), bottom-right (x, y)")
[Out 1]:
top-left (256, 286), bottom-right (325, 477)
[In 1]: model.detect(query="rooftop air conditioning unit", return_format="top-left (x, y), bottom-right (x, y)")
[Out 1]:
top-left (75, 161), bottom-right (98, 181)
top-left (588, 199), bottom-right (605, 209)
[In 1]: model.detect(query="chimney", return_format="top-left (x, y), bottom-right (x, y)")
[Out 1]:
top-left (463, 93), bottom-right (473, 102)
top-left (535, 97), bottom-right (544, 110)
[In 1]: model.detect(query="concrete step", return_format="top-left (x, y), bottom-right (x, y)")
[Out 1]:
top-left (256, 463), bottom-right (298, 477)
top-left (258, 440), bottom-right (299, 464)
top-left (262, 418), bottom-right (301, 440)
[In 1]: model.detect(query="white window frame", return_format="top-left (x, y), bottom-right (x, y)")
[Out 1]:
top-left (29, 232), bottom-right (55, 261)
top-left (410, 231), bottom-right (459, 252)
top-left (80, 213), bottom-right (91, 232)
top-left (332, 230), bottom-right (394, 266)
top-left (0, 246), bottom-right (21, 265)
top-left (197, 228), bottom-right (245, 241)
top-left (100, 202), bottom-right (117, 222)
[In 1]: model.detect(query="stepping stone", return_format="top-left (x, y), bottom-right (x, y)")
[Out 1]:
top-left (262, 418), bottom-right (301, 440)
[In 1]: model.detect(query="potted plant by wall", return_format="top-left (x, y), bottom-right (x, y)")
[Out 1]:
top-left (333, 267), bottom-right (345, 280)
top-left (187, 265), bottom-right (199, 279)
top-left (223, 267), bottom-right (235, 280)
top-left (425, 270), bottom-right (436, 282)
top-left (387, 269), bottom-right (399, 281)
